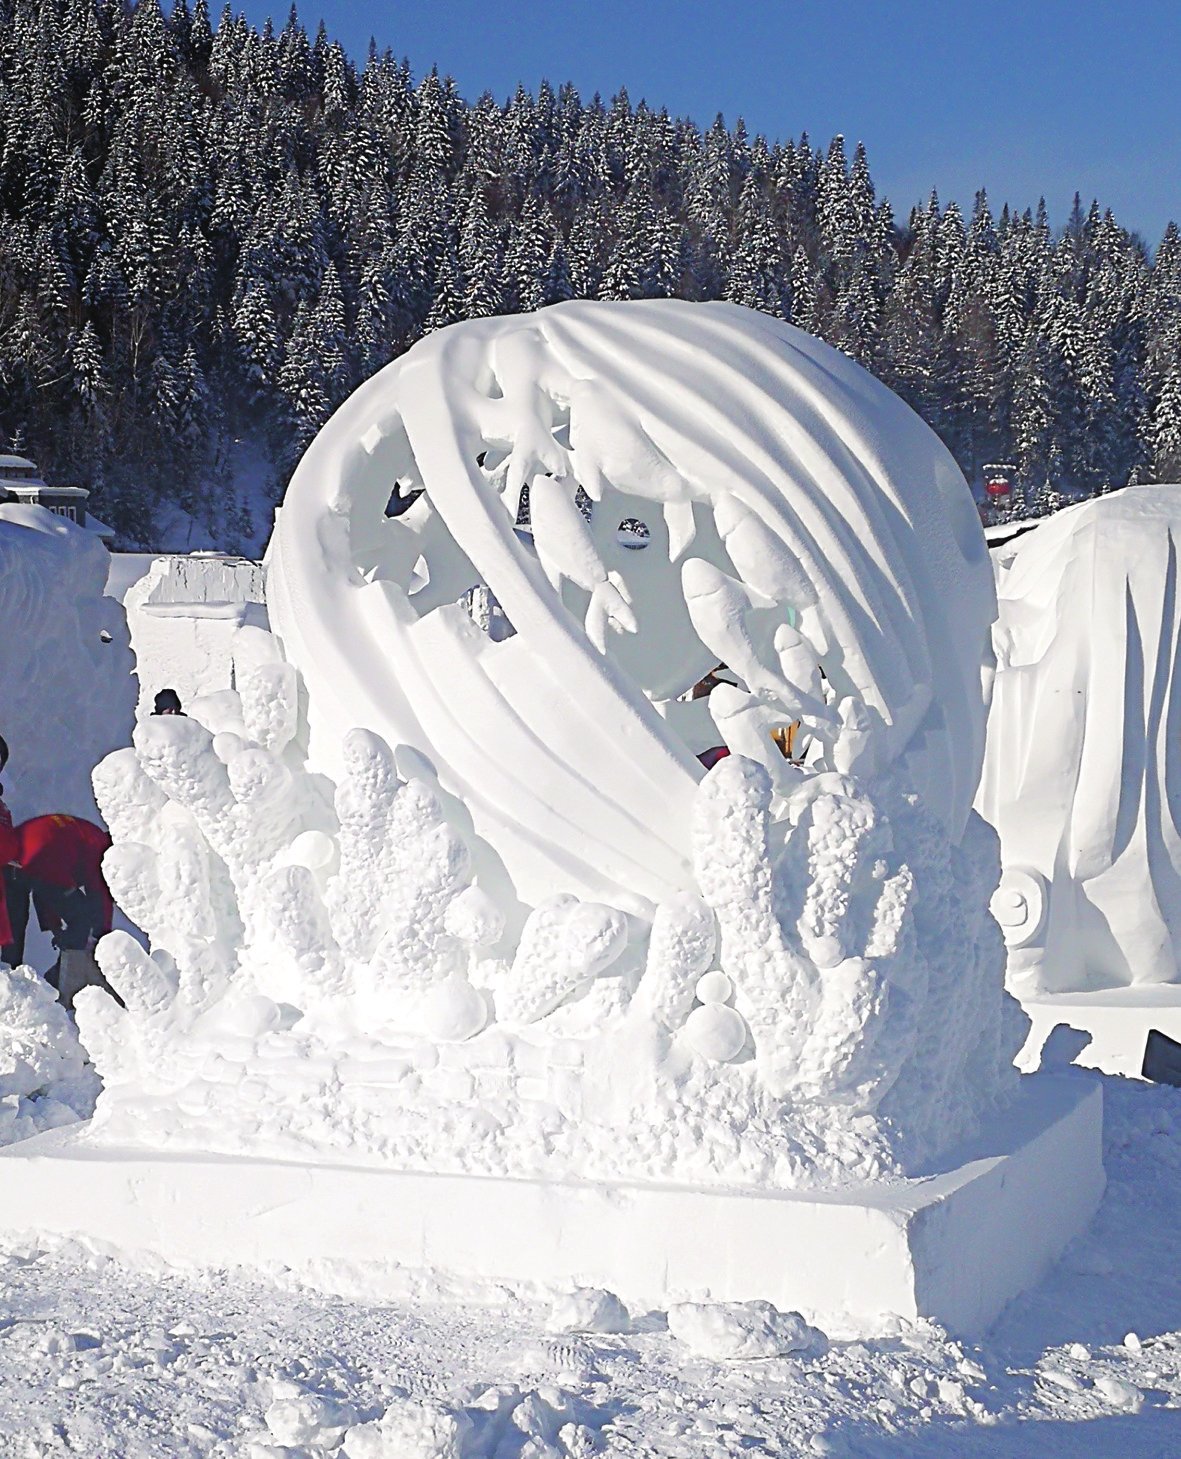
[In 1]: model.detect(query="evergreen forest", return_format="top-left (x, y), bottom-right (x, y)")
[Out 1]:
top-left (1, 0), bottom-right (1179, 546)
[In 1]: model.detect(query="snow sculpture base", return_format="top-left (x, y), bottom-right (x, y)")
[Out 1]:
top-left (1019, 987), bottom-right (1181, 1079)
top-left (0, 1074), bottom-right (1101, 1338)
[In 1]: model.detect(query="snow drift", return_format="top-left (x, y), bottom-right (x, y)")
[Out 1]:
top-left (980, 485), bottom-right (1181, 994)
top-left (80, 301), bottom-right (1024, 1190)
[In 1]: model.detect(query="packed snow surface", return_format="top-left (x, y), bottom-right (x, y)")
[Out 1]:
top-left (267, 298), bottom-right (995, 916)
top-left (979, 485), bottom-right (1181, 994)
top-left (0, 504), bottom-right (134, 823)
top-left (0, 1074), bottom-right (1173, 1457)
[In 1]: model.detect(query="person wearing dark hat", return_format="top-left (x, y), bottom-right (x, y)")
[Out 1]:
top-left (151, 688), bottom-right (185, 716)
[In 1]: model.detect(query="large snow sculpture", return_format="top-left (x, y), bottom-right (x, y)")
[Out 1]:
top-left (79, 302), bottom-right (1025, 1191)
top-left (980, 486), bottom-right (1181, 994)
top-left (266, 300), bottom-right (993, 917)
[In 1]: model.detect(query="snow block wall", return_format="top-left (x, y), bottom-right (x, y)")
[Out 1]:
top-left (980, 485), bottom-right (1181, 994)
top-left (0, 504), bottom-right (134, 823)
top-left (81, 301), bottom-right (1026, 1190)
top-left (123, 554), bottom-right (268, 718)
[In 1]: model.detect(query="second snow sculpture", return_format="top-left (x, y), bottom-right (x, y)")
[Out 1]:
top-left (980, 486), bottom-right (1181, 993)
top-left (81, 301), bottom-right (1025, 1191)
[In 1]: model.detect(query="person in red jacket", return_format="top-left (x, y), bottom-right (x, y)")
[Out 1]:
top-left (0, 815), bottom-right (113, 977)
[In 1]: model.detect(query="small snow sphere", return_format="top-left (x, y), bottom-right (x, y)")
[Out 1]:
top-left (683, 1003), bottom-right (748, 1063)
top-left (694, 970), bottom-right (733, 1006)
top-left (422, 974), bottom-right (488, 1043)
top-left (287, 830), bottom-right (336, 873)
top-left (443, 885), bottom-right (505, 948)
top-left (212, 731), bottom-right (245, 763)
top-left (616, 517), bottom-right (650, 550)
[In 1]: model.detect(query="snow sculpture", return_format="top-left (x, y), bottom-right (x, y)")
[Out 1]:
top-left (80, 301), bottom-right (1025, 1190)
top-left (266, 299), bottom-right (993, 917)
top-left (0, 504), bottom-right (134, 823)
top-left (979, 486), bottom-right (1181, 993)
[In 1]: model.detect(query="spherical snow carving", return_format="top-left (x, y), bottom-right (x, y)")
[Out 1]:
top-left (683, 1003), bottom-right (749, 1063)
top-left (267, 300), bottom-right (993, 918)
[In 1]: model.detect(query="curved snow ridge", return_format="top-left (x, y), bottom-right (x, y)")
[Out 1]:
top-left (268, 299), bottom-right (994, 913)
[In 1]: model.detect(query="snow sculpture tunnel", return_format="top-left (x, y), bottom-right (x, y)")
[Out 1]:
top-left (267, 300), bottom-right (995, 918)
top-left (979, 486), bottom-right (1181, 993)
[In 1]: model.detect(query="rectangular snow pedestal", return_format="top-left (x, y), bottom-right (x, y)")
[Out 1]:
top-left (0, 1074), bottom-right (1102, 1339)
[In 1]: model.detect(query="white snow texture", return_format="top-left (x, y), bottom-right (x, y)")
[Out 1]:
top-left (0, 504), bottom-right (134, 823)
top-left (80, 300), bottom-right (1022, 1189)
top-left (979, 485), bottom-right (1181, 993)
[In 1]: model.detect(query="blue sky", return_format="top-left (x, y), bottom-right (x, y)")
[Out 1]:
top-left (241, 0), bottom-right (1178, 243)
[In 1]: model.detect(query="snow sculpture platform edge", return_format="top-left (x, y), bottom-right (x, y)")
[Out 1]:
top-left (0, 1074), bottom-right (1102, 1339)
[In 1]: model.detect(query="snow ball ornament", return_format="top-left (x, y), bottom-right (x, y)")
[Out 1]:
top-left (989, 867), bottom-right (1047, 950)
top-left (683, 1003), bottom-right (749, 1063)
top-left (695, 970), bottom-right (733, 1005)
top-left (267, 299), bottom-right (995, 920)
top-left (422, 973), bottom-right (488, 1043)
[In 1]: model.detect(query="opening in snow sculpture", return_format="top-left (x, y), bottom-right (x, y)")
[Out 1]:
top-left (80, 301), bottom-right (1026, 1190)
top-left (980, 485), bottom-right (1181, 994)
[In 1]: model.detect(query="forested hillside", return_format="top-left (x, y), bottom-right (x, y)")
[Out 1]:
top-left (0, 0), bottom-right (1178, 545)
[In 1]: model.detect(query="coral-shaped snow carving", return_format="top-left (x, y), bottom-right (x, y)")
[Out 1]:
top-left (0, 966), bottom-right (100, 1144)
top-left (684, 755), bottom-right (1024, 1167)
top-left (78, 631), bottom-right (1023, 1187)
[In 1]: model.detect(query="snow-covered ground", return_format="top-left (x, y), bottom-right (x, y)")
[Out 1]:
top-left (0, 1073), bottom-right (1175, 1458)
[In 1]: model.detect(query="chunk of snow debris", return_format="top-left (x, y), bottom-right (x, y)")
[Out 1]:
top-left (0, 966), bottom-right (100, 1145)
top-left (1092, 1374), bottom-right (1144, 1412)
top-left (546, 1287), bottom-right (631, 1335)
top-left (265, 1391), bottom-right (354, 1447)
top-left (1123, 1331), bottom-right (1142, 1351)
top-left (341, 1397), bottom-right (472, 1459)
top-left (666, 1301), bottom-right (827, 1361)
